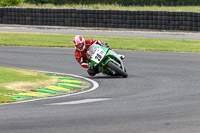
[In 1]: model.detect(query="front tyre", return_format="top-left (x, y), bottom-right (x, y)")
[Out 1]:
top-left (107, 61), bottom-right (128, 78)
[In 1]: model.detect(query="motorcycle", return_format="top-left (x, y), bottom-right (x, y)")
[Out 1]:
top-left (86, 44), bottom-right (128, 78)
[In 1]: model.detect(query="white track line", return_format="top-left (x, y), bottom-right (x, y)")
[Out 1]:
top-left (0, 71), bottom-right (99, 106)
top-left (47, 98), bottom-right (111, 105)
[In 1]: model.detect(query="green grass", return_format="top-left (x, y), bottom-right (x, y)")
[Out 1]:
top-left (0, 32), bottom-right (200, 52)
top-left (0, 68), bottom-right (49, 84)
top-left (19, 3), bottom-right (200, 12)
top-left (0, 32), bottom-right (74, 47)
top-left (0, 87), bottom-right (18, 103)
top-left (0, 67), bottom-right (51, 103)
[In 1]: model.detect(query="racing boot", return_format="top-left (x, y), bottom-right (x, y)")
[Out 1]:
top-left (87, 66), bottom-right (100, 76)
top-left (87, 69), bottom-right (96, 76)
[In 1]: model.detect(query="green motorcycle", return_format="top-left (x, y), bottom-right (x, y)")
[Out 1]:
top-left (86, 44), bottom-right (128, 78)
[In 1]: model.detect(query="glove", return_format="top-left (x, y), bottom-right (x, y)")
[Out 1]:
top-left (101, 42), bottom-right (109, 48)
top-left (96, 41), bottom-right (109, 48)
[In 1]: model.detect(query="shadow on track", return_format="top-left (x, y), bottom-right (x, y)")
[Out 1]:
top-left (86, 74), bottom-right (135, 79)
top-left (86, 75), bottom-right (123, 79)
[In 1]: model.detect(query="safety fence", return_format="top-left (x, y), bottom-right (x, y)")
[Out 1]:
top-left (0, 7), bottom-right (200, 31)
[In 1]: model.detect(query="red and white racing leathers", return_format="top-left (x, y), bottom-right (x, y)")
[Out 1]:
top-left (74, 39), bottom-right (104, 68)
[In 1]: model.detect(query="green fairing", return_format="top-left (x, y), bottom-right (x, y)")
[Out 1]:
top-left (104, 50), bottom-right (121, 65)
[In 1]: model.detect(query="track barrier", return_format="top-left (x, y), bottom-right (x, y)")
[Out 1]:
top-left (0, 7), bottom-right (199, 31)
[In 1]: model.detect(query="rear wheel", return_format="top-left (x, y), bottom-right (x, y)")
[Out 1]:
top-left (107, 61), bottom-right (128, 78)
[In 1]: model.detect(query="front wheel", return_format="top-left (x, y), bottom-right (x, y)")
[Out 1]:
top-left (107, 61), bottom-right (128, 78)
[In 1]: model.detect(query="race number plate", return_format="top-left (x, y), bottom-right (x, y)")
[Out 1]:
top-left (91, 47), bottom-right (106, 63)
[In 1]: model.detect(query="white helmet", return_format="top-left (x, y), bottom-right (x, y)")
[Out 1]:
top-left (73, 35), bottom-right (85, 51)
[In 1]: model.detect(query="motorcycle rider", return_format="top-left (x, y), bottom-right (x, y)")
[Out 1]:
top-left (73, 35), bottom-right (124, 76)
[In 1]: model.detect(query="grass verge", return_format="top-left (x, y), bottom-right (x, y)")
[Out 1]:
top-left (0, 67), bottom-right (58, 103)
top-left (0, 32), bottom-right (200, 52)
top-left (19, 3), bottom-right (200, 12)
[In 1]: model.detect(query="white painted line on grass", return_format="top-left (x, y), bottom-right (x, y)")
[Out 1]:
top-left (0, 71), bottom-right (99, 106)
top-left (47, 98), bottom-right (112, 105)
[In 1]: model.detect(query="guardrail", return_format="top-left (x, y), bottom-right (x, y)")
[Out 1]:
top-left (0, 7), bottom-right (199, 31)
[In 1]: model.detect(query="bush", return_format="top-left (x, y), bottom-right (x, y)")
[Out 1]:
top-left (0, 0), bottom-right (24, 7)
top-left (24, 0), bottom-right (200, 6)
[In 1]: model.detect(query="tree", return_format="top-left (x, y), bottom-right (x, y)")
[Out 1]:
top-left (0, 0), bottom-right (24, 7)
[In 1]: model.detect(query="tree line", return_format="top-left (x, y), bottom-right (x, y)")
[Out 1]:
top-left (1, 0), bottom-right (200, 7)
top-left (24, 0), bottom-right (200, 5)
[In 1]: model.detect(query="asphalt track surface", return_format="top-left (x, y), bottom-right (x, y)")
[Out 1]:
top-left (0, 26), bottom-right (200, 133)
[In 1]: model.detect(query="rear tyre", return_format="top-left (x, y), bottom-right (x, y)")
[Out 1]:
top-left (107, 61), bottom-right (128, 78)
